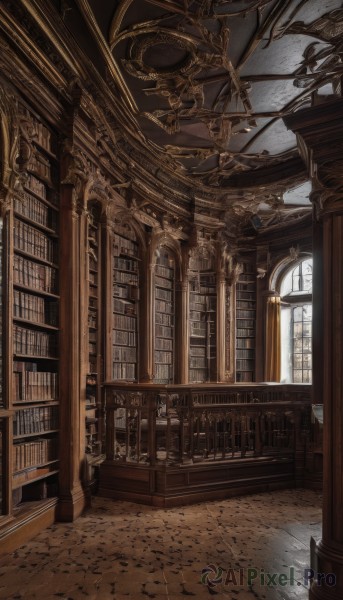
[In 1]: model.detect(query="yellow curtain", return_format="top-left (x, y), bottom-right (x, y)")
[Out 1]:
top-left (264, 295), bottom-right (281, 381)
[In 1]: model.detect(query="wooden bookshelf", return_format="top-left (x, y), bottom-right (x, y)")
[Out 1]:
top-left (10, 105), bottom-right (60, 509)
top-left (112, 223), bottom-right (139, 381)
top-left (154, 248), bottom-right (175, 384)
top-left (236, 262), bottom-right (256, 382)
top-left (189, 254), bottom-right (217, 383)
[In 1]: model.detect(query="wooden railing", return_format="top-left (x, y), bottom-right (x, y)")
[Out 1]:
top-left (103, 383), bottom-right (312, 467)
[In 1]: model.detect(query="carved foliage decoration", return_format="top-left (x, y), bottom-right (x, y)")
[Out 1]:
top-left (103, 0), bottom-right (343, 189)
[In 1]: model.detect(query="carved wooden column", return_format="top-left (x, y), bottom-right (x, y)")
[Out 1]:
top-left (176, 245), bottom-right (190, 384)
top-left (104, 220), bottom-right (113, 382)
top-left (141, 245), bottom-right (155, 382)
top-left (285, 98), bottom-right (343, 599)
top-left (58, 184), bottom-right (86, 521)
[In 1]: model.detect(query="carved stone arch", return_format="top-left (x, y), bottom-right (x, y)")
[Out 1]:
top-left (150, 231), bottom-right (182, 281)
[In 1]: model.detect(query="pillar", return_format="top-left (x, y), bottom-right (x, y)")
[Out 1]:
top-left (285, 97), bottom-right (343, 599)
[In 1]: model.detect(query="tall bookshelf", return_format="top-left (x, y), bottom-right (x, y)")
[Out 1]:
top-left (112, 223), bottom-right (139, 381)
top-left (154, 248), bottom-right (175, 384)
top-left (85, 204), bottom-right (103, 465)
top-left (189, 254), bottom-right (216, 383)
top-left (236, 261), bottom-right (256, 382)
top-left (12, 106), bottom-right (60, 506)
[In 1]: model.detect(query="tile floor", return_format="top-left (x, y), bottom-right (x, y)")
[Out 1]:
top-left (0, 489), bottom-right (322, 600)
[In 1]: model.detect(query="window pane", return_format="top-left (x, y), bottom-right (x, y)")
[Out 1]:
top-left (292, 274), bottom-right (300, 292)
top-left (294, 322), bottom-right (303, 338)
top-left (293, 307), bottom-right (303, 322)
top-left (294, 338), bottom-right (303, 352)
top-left (303, 305), bottom-right (312, 321)
top-left (293, 370), bottom-right (303, 383)
top-left (293, 354), bottom-right (303, 369)
top-left (303, 323), bottom-right (311, 337)
top-left (303, 338), bottom-right (312, 352)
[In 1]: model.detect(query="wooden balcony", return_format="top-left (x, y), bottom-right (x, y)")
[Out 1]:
top-left (99, 383), bottom-right (314, 506)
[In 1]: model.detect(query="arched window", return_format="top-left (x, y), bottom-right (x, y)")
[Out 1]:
top-left (280, 258), bottom-right (312, 383)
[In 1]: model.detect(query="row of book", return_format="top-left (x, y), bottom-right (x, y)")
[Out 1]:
top-left (236, 349), bottom-right (255, 359)
top-left (155, 288), bottom-right (172, 301)
top-left (190, 357), bottom-right (208, 369)
top-left (13, 437), bottom-right (58, 472)
top-left (13, 290), bottom-right (58, 326)
top-left (14, 255), bottom-right (57, 294)
top-left (13, 365), bottom-right (57, 402)
top-left (155, 299), bottom-right (173, 313)
top-left (236, 359), bottom-right (254, 371)
top-left (13, 405), bottom-right (59, 436)
top-left (155, 264), bottom-right (173, 278)
top-left (155, 312), bottom-right (173, 326)
top-left (236, 310), bottom-right (256, 319)
top-left (155, 351), bottom-right (172, 365)
top-left (113, 270), bottom-right (138, 285)
top-left (189, 369), bottom-right (207, 382)
top-left (237, 283), bottom-right (255, 292)
top-left (113, 238), bottom-right (138, 258)
top-left (237, 338), bottom-right (255, 349)
top-left (27, 151), bottom-right (52, 184)
top-left (155, 275), bottom-right (173, 290)
top-left (113, 346), bottom-right (137, 362)
top-left (237, 292), bottom-right (255, 300)
top-left (236, 318), bottom-right (255, 328)
top-left (25, 174), bottom-right (47, 200)
top-left (14, 218), bottom-right (56, 263)
top-left (113, 330), bottom-right (136, 346)
top-left (14, 192), bottom-right (57, 230)
top-left (112, 362), bottom-right (136, 380)
top-left (155, 337), bottom-right (173, 351)
top-left (113, 257), bottom-right (138, 272)
top-left (13, 325), bottom-right (57, 357)
top-left (113, 314), bottom-right (136, 331)
top-left (155, 324), bottom-right (173, 339)
top-left (155, 364), bottom-right (173, 382)
top-left (190, 346), bottom-right (206, 357)
top-left (113, 284), bottom-right (135, 300)
top-left (237, 300), bottom-right (256, 308)
top-left (113, 298), bottom-right (136, 315)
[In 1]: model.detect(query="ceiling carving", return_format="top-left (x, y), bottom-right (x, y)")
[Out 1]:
top-left (1, 0), bottom-right (341, 235)
top-left (75, 0), bottom-right (342, 200)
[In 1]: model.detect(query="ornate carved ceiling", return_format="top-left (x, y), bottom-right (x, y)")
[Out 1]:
top-left (1, 0), bottom-right (342, 236)
top-left (73, 0), bottom-right (342, 200)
